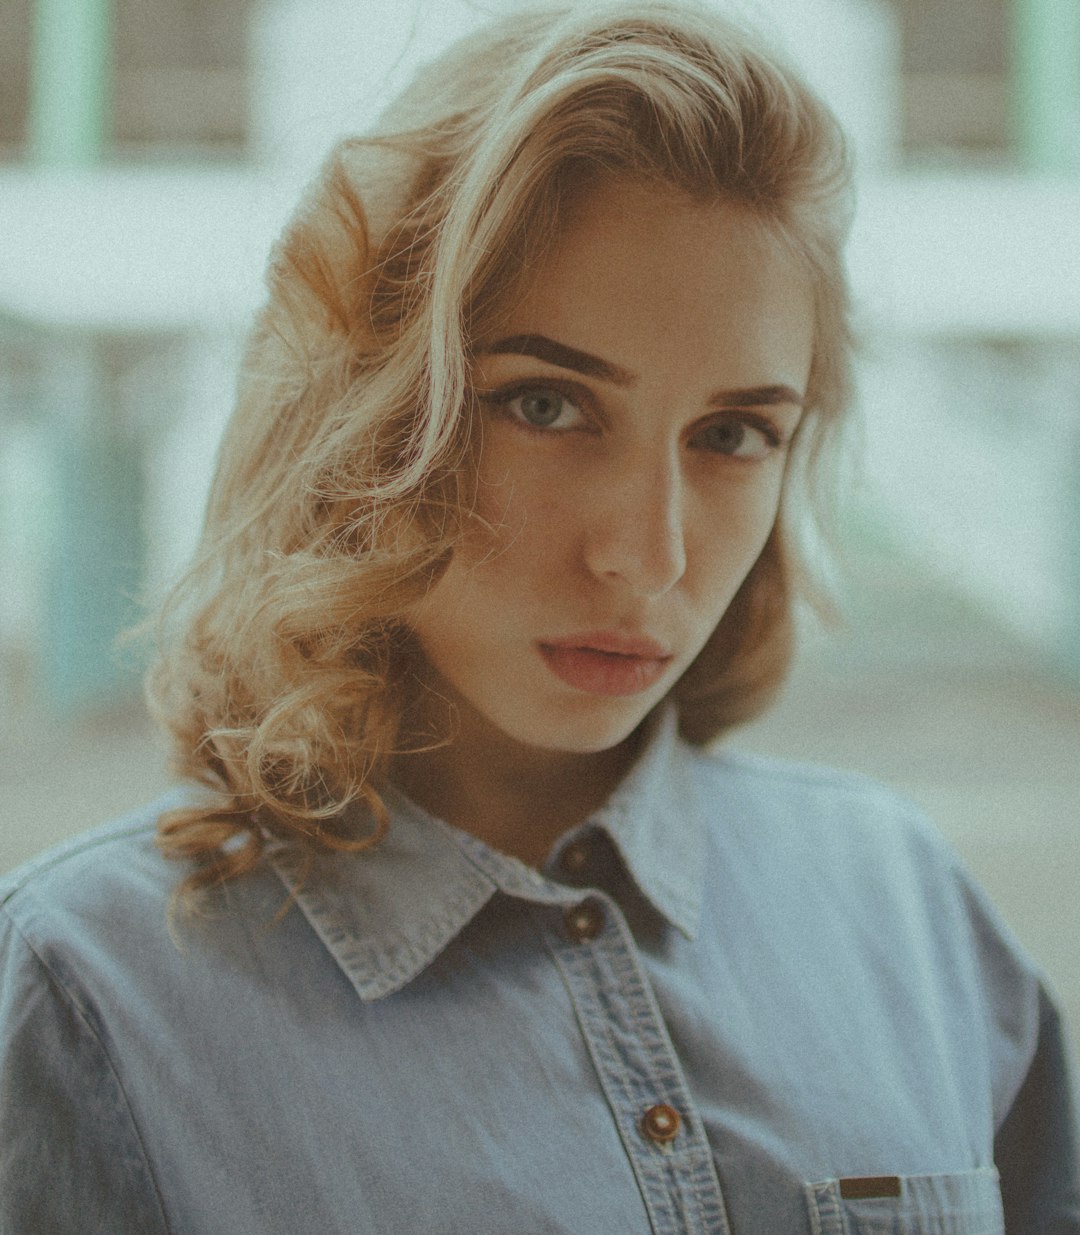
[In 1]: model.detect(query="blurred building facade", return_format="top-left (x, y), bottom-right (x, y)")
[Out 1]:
top-left (0, 0), bottom-right (252, 159)
top-left (0, 0), bottom-right (1051, 162)
top-left (0, 0), bottom-right (1079, 720)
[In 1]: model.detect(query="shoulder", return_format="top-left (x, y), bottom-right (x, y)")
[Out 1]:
top-left (0, 789), bottom-right (307, 1100)
top-left (0, 793), bottom-right (186, 1025)
top-left (2, 790), bottom-right (186, 942)
top-left (684, 742), bottom-right (948, 863)
top-left (0, 790), bottom-right (286, 996)
top-left (678, 743), bottom-right (1019, 962)
top-left (681, 742), bottom-right (1045, 992)
top-left (0, 797), bottom-right (196, 1233)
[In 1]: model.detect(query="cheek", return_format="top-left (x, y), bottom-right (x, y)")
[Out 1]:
top-left (431, 478), bottom-right (566, 624)
top-left (687, 472), bottom-right (785, 593)
top-left (475, 455), bottom-right (582, 559)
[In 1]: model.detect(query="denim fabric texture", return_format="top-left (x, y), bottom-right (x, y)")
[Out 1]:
top-left (2, 706), bottom-right (1078, 1234)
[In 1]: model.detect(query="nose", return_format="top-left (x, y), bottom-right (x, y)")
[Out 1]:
top-left (583, 447), bottom-right (687, 598)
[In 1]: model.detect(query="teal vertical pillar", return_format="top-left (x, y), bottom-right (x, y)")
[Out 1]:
top-left (27, 0), bottom-right (146, 711)
top-left (38, 339), bottom-right (145, 712)
top-left (29, 0), bottom-right (112, 164)
top-left (1069, 427), bottom-right (1080, 685)
top-left (1010, 0), bottom-right (1080, 172)
top-left (1011, 1), bottom-right (1080, 682)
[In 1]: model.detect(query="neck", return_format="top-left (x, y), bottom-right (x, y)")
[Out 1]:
top-left (391, 693), bottom-right (643, 868)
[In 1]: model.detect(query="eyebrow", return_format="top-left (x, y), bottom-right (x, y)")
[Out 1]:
top-left (480, 333), bottom-right (805, 408)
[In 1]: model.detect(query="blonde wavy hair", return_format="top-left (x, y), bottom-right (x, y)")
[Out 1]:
top-left (148, 0), bottom-right (854, 894)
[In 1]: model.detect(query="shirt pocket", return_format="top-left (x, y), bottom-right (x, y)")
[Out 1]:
top-left (804, 1168), bottom-right (1004, 1235)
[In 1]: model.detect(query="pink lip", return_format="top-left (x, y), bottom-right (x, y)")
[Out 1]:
top-left (537, 631), bottom-right (673, 697)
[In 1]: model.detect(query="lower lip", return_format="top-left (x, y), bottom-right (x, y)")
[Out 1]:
top-left (537, 644), bottom-right (671, 697)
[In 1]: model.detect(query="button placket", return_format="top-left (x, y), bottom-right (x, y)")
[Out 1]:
top-left (539, 897), bottom-right (732, 1235)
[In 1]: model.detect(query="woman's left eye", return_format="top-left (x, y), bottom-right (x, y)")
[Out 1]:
top-left (690, 416), bottom-right (781, 460)
top-left (482, 385), bottom-right (586, 432)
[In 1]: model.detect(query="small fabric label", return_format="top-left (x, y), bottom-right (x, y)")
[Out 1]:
top-left (838, 1175), bottom-right (902, 1200)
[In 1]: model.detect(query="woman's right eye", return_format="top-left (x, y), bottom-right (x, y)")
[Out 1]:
top-left (483, 385), bottom-right (587, 432)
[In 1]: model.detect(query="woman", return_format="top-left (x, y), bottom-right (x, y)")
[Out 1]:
top-left (2, 3), bottom-right (1077, 1232)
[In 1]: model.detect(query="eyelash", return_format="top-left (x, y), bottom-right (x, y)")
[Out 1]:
top-left (475, 381), bottom-right (787, 459)
top-left (689, 414), bottom-right (784, 457)
top-left (475, 381), bottom-right (591, 434)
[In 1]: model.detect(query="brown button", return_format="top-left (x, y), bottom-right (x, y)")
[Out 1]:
top-left (563, 901), bottom-right (605, 942)
top-left (641, 1103), bottom-right (681, 1144)
top-left (559, 841), bottom-right (591, 875)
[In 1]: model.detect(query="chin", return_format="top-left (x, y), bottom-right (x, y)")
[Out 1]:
top-left (494, 693), bottom-right (660, 756)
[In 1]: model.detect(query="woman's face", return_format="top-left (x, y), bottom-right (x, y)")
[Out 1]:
top-left (408, 178), bottom-right (814, 759)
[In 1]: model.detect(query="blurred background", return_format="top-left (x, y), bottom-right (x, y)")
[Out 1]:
top-left (0, 0), bottom-right (1078, 1057)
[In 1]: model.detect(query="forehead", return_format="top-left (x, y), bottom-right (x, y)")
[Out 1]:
top-left (484, 179), bottom-right (815, 391)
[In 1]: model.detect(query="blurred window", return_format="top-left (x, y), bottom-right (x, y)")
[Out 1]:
top-left (889, 0), bottom-right (1008, 159)
top-left (891, 0), bottom-right (1011, 160)
top-left (1, 0), bottom-right (253, 160)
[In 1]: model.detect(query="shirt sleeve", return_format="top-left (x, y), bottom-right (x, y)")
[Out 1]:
top-left (995, 981), bottom-right (1080, 1234)
top-left (0, 906), bottom-right (169, 1235)
top-left (948, 848), bottom-right (1080, 1233)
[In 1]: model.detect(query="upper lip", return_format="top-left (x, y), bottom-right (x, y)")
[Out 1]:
top-left (538, 631), bottom-right (672, 659)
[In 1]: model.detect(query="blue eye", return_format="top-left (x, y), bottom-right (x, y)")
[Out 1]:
top-left (480, 384), bottom-right (587, 432)
top-left (513, 388), bottom-right (572, 427)
top-left (692, 417), bottom-right (779, 460)
top-left (476, 382), bottom-right (587, 434)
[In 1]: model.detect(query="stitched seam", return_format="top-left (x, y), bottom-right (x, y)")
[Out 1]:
top-left (0, 822), bottom-right (160, 909)
top-left (2, 906), bottom-right (173, 1234)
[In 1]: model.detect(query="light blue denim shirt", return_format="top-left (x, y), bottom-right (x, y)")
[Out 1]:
top-left (2, 706), bottom-right (1078, 1234)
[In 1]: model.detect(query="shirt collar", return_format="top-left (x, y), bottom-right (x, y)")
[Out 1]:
top-left (560, 703), bottom-right (704, 940)
top-left (269, 703), bottom-right (706, 1001)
